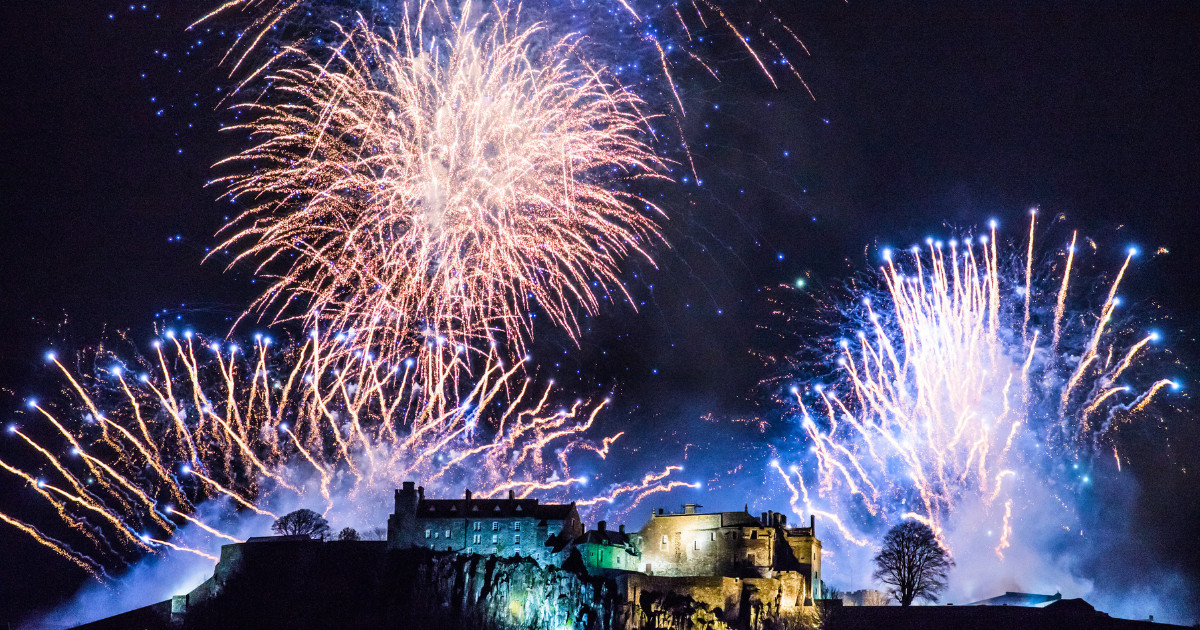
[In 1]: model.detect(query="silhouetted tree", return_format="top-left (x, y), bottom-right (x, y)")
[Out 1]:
top-left (337, 527), bottom-right (361, 541)
top-left (872, 520), bottom-right (954, 606)
top-left (272, 509), bottom-right (331, 539)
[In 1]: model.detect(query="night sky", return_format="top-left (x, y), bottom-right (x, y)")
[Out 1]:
top-left (2, 1), bottom-right (1199, 626)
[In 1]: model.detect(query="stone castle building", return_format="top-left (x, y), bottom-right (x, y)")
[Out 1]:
top-left (636, 504), bottom-right (823, 605)
top-left (571, 520), bottom-right (641, 575)
top-left (387, 481), bottom-right (584, 566)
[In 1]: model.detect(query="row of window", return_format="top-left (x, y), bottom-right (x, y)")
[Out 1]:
top-left (425, 521), bottom-right (521, 536)
top-left (425, 530), bottom-right (522, 545)
top-left (468, 521), bottom-right (520, 532)
top-left (660, 531), bottom-right (741, 551)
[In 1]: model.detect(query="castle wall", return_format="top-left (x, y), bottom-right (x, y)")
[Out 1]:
top-left (624, 574), bottom-right (741, 621)
top-left (388, 482), bottom-right (582, 567)
top-left (408, 515), bottom-right (558, 562)
top-left (578, 541), bottom-right (640, 574)
top-left (638, 512), bottom-right (777, 577)
top-left (621, 572), bottom-right (811, 627)
top-left (783, 530), bottom-right (822, 601)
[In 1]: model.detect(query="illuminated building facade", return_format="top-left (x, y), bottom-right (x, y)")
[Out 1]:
top-left (387, 481), bottom-right (584, 566)
top-left (637, 504), bottom-right (823, 605)
top-left (570, 520), bottom-right (642, 575)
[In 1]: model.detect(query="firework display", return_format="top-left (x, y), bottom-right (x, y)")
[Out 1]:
top-left (6, 0), bottom-right (1197, 624)
top-left (213, 5), bottom-right (667, 363)
top-left (0, 331), bottom-right (688, 573)
top-left (774, 216), bottom-right (1176, 559)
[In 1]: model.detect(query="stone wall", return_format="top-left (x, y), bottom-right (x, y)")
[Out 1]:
top-left (409, 514), bottom-right (560, 561)
top-left (412, 551), bottom-right (622, 629)
top-left (622, 572), bottom-right (811, 629)
top-left (639, 512), bottom-right (778, 577)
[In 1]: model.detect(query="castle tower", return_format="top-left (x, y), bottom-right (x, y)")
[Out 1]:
top-left (387, 481), bottom-right (422, 549)
top-left (783, 515), bottom-right (823, 604)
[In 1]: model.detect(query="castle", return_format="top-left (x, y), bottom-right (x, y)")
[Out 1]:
top-left (387, 482), bottom-right (824, 611)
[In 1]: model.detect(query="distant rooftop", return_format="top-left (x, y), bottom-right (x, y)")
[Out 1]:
top-left (245, 534), bottom-right (313, 543)
top-left (969, 591), bottom-right (1063, 607)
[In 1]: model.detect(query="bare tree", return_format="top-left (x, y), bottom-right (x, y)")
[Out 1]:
top-left (872, 520), bottom-right (954, 606)
top-left (272, 509), bottom-right (331, 539)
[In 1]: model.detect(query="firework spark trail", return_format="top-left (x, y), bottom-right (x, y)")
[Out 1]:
top-left (780, 217), bottom-right (1174, 561)
top-left (1024, 211), bottom-right (1036, 343)
top-left (995, 499), bottom-right (1013, 559)
top-left (581, 467), bottom-right (702, 525)
top-left (0, 511), bottom-right (105, 578)
top-left (576, 465), bottom-right (689, 506)
top-left (1051, 231), bottom-right (1077, 358)
top-left (771, 460), bottom-right (868, 546)
top-left (557, 431), bottom-right (625, 473)
top-left (209, 5), bottom-right (668, 369)
top-left (0, 334), bottom-right (685, 574)
top-left (166, 507), bottom-right (244, 544)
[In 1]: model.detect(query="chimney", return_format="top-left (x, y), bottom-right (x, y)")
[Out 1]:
top-left (810, 514), bottom-right (815, 533)
top-left (619, 524), bottom-right (625, 535)
top-left (658, 508), bottom-right (664, 515)
top-left (402, 481), bottom-right (415, 492)
top-left (683, 504), bottom-right (697, 515)
top-left (465, 488), bottom-right (472, 501)
top-left (417, 486), bottom-right (424, 500)
top-left (598, 520), bottom-right (607, 533)
top-left (779, 514), bottom-right (787, 527)
top-left (768, 510), bottom-right (774, 527)
top-left (508, 489), bottom-right (515, 501)
top-left (761, 512), bottom-right (768, 527)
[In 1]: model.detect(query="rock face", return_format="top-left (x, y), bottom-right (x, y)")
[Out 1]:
top-left (412, 552), bottom-right (621, 629)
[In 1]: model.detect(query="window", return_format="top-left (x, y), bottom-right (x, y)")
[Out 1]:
top-left (445, 529), bottom-right (452, 539)
top-left (492, 534), bottom-right (498, 544)
top-left (660, 534), bottom-right (668, 549)
top-left (473, 521), bottom-right (482, 532)
top-left (473, 534), bottom-right (481, 544)
top-left (710, 532), bottom-right (716, 541)
top-left (492, 522), bottom-right (500, 531)
top-left (513, 522), bottom-right (521, 531)
top-left (514, 534), bottom-right (521, 544)
top-left (434, 531), bottom-right (440, 539)
top-left (693, 539), bottom-right (699, 551)
top-left (424, 529), bottom-right (431, 539)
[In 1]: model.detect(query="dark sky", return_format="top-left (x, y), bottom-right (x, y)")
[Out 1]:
top-left (2, 0), bottom-right (1199, 626)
